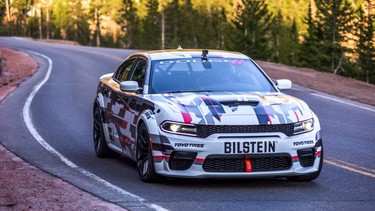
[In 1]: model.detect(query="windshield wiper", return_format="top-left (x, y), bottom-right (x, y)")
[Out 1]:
top-left (163, 90), bottom-right (213, 93)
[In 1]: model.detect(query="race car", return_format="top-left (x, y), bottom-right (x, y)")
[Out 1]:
top-left (93, 49), bottom-right (323, 182)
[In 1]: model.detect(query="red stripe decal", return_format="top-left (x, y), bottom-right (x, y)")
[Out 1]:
top-left (315, 151), bottom-right (321, 156)
top-left (263, 107), bottom-right (273, 125)
top-left (293, 110), bottom-right (300, 122)
top-left (291, 155), bottom-right (299, 160)
top-left (201, 96), bottom-right (221, 121)
top-left (153, 155), bottom-right (170, 159)
top-left (178, 104), bottom-right (192, 124)
top-left (195, 157), bottom-right (205, 162)
top-left (207, 98), bottom-right (221, 120)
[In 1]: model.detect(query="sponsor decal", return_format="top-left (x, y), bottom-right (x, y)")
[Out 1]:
top-left (175, 143), bottom-right (205, 148)
top-left (293, 140), bottom-right (314, 146)
top-left (158, 59), bottom-right (237, 64)
top-left (224, 141), bottom-right (276, 153)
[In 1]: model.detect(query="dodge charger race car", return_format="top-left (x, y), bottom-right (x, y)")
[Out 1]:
top-left (93, 49), bottom-right (323, 182)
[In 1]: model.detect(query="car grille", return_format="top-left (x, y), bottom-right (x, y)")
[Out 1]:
top-left (169, 151), bottom-right (197, 170)
top-left (297, 149), bottom-right (315, 167)
top-left (170, 159), bottom-right (194, 170)
top-left (203, 154), bottom-right (291, 172)
top-left (197, 124), bottom-right (294, 138)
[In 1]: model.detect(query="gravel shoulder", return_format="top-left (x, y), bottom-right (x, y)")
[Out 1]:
top-left (0, 47), bottom-right (374, 210)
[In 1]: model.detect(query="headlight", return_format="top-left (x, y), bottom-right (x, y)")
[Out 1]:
top-left (293, 119), bottom-right (314, 135)
top-left (160, 121), bottom-right (198, 136)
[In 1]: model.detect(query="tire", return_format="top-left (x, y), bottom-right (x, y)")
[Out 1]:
top-left (136, 123), bottom-right (162, 183)
top-left (93, 106), bottom-right (119, 158)
top-left (287, 144), bottom-right (324, 182)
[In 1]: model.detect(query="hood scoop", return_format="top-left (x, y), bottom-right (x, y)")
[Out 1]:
top-left (219, 100), bottom-right (259, 107)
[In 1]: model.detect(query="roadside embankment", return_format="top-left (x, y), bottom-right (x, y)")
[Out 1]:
top-left (257, 60), bottom-right (375, 106)
top-left (0, 47), bottom-right (38, 102)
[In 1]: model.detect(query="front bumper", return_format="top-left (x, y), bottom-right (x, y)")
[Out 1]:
top-left (151, 130), bottom-right (323, 178)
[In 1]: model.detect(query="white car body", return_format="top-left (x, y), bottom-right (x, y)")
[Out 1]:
top-left (93, 49), bottom-right (323, 182)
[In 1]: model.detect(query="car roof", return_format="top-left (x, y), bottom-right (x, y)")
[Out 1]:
top-left (131, 49), bottom-right (249, 61)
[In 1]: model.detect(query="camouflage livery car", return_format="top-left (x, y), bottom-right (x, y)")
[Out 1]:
top-left (93, 49), bottom-right (323, 182)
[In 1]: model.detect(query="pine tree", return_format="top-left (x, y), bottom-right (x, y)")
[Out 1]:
top-left (198, 6), bottom-right (229, 49)
top-left (118, 0), bottom-right (142, 48)
top-left (52, 0), bottom-right (69, 39)
top-left (163, 0), bottom-right (180, 49)
top-left (88, 0), bottom-right (104, 46)
top-left (211, 7), bottom-right (228, 49)
top-left (179, 0), bottom-right (197, 48)
top-left (0, 1), bottom-right (5, 21)
top-left (9, 0), bottom-right (33, 36)
top-left (300, 0), bottom-right (324, 69)
top-left (289, 19), bottom-right (300, 65)
top-left (270, 10), bottom-right (282, 63)
top-left (228, 0), bottom-right (273, 60)
top-left (315, 0), bottom-right (355, 73)
top-left (66, 0), bottom-right (90, 45)
top-left (356, 0), bottom-right (374, 83)
top-left (142, 0), bottom-right (161, 50)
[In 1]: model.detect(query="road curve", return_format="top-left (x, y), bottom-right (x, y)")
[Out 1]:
top-left (0, 37), bottom-right (374, 211)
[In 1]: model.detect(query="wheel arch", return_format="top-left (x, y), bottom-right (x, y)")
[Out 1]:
top-left (136, 109), bottom-right (159, 142)
top-left (94, 93), bottom-right (105, 113)
top-left (93, 93), bottom-right (112, 147)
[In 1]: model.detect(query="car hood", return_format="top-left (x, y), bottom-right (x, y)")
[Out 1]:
top-left (147, 92), bottom-right (312, 125)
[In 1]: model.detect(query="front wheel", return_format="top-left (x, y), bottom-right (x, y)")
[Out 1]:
top-left (136, 123), bottom-right (162, 183)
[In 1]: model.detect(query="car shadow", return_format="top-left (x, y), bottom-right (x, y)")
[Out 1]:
top-left (112, 156), bottom-right (322, 189)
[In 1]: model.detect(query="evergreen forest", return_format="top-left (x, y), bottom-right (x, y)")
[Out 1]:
top-left (1, 0), bottom-right (374, 84)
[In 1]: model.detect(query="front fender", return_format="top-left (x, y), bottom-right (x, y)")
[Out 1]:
top-left (137, 109), bottom-right (159, 138)
top-left (95, 93), bottom-right (106, 111)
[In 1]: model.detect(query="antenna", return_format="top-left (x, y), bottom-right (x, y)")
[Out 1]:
top-left (201, 49), bottom-right (208, 61)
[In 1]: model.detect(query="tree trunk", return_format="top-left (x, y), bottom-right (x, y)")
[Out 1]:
top-left (38, 7), bottom-right (42, 39)
top-left (332, 1), bottom-right (337, 73)
top-left (161, 11), bottom-right (165, 49)
top-left (95, 0), bottom-right (101, 47)
top-left (5, 0), bottom-right (11, 22)
top-left (46, 6), bottom-right (50, 40)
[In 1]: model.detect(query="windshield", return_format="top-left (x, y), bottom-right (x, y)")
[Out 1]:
top-left (149, 58), bottom-right (276, 94)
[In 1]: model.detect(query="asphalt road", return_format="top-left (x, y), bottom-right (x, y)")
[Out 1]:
top-left (0, 37), bottom-right (374, 211)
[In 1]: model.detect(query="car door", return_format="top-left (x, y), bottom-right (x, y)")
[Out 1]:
top-left (114, 58), bottom-right (148, 159)
top-left (104, 58), bottom-right (137, 152)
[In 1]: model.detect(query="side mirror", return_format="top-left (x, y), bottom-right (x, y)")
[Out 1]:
top-left (120, 81), bottom-right (139, 92)
top-left (276, 79), bottom-right (292, 90)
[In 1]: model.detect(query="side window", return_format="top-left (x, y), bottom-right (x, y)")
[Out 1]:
top-left (114, 59), bottom-right (136, 82)
top-left (129, 59), bottom-right (147, 87)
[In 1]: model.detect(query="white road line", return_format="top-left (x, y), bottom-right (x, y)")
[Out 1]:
top-left (310, 93), bottom-right (375, 113)
top-left (23, 50), bottom-right (168, 211)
